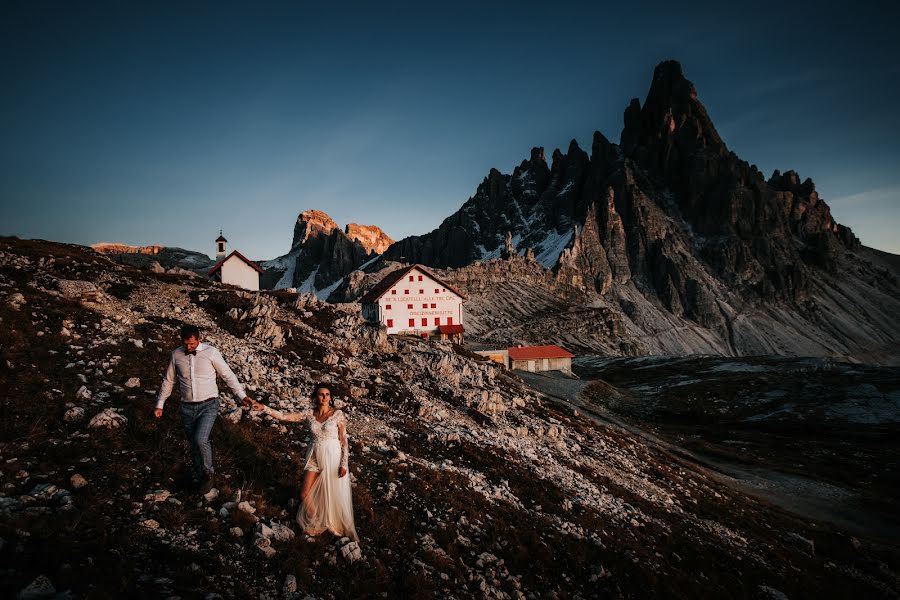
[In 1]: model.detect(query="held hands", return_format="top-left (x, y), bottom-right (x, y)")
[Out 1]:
top-left (339, 467), bottom-right (347, 478)
top-left (241, 396), bottom-right (255, 408)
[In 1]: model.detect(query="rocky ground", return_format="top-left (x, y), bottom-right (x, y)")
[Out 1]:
top-left (574, 355), bottom-right (900, 545)
top-left (1, 236), bottom-right (898, 599)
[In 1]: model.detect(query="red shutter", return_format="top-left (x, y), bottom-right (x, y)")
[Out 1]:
top-left (387, 319), bottom-right (393, 327)
top-left (408, 318), bottom-right (414, 327)
top-left (448, 317), bottom-right (453, 325)
top-left (435, 288), bottom-right (439, 293)
top-left (386, 304), bottom-right (391, 310)
top-left (418, 275), bottom-right (423, 281)
top-left (408, 275), bottom-right (413, 282)
top-left (421, 318), bottom-right (427, 326)
top-left (434, 317), bottom-right (440, 326)
top-left (430, 303), bottom-right (436, 308)
top-left (419, 289), bottom-right (424, 294)
top-left (407, 304), bottom-right (413, 309)
top-left (391, 290), bottom-right (396, 295)
top-left (422, 303), bottom-right (427, 308)
top-left (404, 289), bottom-right (409, 295)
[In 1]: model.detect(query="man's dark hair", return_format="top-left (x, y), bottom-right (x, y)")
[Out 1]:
top-left (180, 324), bottom-right (201, 340)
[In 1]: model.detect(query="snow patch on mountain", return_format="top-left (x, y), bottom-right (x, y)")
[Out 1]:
top-left (534, 228), bottom-right (574, 267)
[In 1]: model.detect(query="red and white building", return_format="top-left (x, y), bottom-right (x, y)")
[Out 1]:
top-left (507, 345), bottom-right (574, 373)
top-left (360, 265), bottom-right (465, 337)
top-left (208, 232), bottom-right (263, 291)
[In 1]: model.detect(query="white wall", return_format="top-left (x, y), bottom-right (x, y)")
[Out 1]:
top-left (220, 257), bottom-right (260, 291)
top-left (368, 268), bottom-right (462, 335)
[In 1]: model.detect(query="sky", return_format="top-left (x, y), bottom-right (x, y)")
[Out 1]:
top-left (2, 1), bottom-right (899, 259)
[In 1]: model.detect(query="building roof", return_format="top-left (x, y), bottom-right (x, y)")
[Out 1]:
top-left (208, 250), bottom-right (264, 276)
top-left (359, 264), bottom-right (466, 304)
top-left (216, 235), bottom-right (228, 243)
top-left (438, 324), bottom-right (465, 335)
top-left (507, 345), bottom-right (574, 360)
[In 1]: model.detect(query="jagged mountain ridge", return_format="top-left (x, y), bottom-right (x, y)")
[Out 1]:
top-left (260, 210), bottom-right (392, 295)
top-left (369, 60), bottom-right (899, 362)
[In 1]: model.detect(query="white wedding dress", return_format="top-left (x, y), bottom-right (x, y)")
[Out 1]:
top-left (261, 405), bottom-right (358, 541)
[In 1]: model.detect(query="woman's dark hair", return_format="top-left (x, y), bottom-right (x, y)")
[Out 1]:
top-left (310, 383), bottom-right (332, 400)
top-left (180, 324), bottom-right (200, 340)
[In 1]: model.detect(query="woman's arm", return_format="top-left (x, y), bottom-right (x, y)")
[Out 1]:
top-left (338, 418), bottom-right (349, 476)
top-left (252, 402), bottom-right (307, 422)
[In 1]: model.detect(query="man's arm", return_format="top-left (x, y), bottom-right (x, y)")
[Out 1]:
top-left (154, 353), bottom-right (176, 416)
top-left (209, 348), bottom-right (249, 402)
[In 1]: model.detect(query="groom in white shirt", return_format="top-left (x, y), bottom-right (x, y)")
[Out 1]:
top-left (154, 324), bottom-right (254, 489)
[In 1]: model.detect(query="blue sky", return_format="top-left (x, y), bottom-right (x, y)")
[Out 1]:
top-left (2, 1), bottom-right (898, 258)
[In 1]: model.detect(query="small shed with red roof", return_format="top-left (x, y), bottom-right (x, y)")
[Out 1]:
top-left (507, 345), bottom-right (574, 373)
top-left (360, 264), bottom-right (465, 337)
top-left (208, 233), bottom-right (263, 291)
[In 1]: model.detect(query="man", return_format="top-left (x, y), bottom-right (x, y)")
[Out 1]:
top-left (154, 324), bottom-right (253, 489)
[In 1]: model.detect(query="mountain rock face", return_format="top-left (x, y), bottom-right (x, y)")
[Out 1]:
top-left (92, 243), bottom-right (214, 276)
top-left (377, 60), bottom-right (899, 363)
top-left (345, 223), bottom-right (393, 255)
top-left (262, 210), bottom-right (392, 295)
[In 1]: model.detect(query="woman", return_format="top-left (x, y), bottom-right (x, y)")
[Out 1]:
top-left (251, 384), bottom-right (358, 541)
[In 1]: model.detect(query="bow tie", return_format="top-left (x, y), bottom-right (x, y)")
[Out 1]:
top-left (186, 350), bottom-right (197, 356)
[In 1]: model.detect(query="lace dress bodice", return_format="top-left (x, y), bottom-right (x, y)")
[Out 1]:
top-left (260, 405), bottom-right (349, 471)
top-left (307, 409), bottom-right (345, 442)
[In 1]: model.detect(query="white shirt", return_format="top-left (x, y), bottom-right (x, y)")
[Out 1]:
top-left (155, 342), bottom-right (247, 409)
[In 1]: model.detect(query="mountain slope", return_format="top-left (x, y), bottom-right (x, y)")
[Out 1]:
top-left (2, 236), bottom-right (898, 598)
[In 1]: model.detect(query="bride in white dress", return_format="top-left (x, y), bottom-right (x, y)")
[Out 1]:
top-left (251, 384), bottom-right (358, 541)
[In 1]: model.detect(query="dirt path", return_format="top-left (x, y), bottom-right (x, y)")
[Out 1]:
top-left (515, 370), bottom-right (900, 544)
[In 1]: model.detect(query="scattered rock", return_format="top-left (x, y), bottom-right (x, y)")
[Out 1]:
top-left (16, 575), bottom-right (55, 600)
top-left (203, 487), bottom-right (219, 504)
top-left (144, 489), bottom-right (171, 503)
top-left (141, 519), bottom-right (160, 530)
top-left (63, 407), bottom-right (85, 423)
top-left (124, 377), bottom-right (141, 388)
top-left (237, 501), bottom-right (256, 514)
top-left (88, 408), bottom-right (127, 429)
top-left (69, 474), bottom-right (88, 489)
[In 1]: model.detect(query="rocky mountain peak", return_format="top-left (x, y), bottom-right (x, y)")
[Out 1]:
top-left (291, 210), bottom-right (339, 249)
top-left (344, 223), bottom-right (394, 255)
top-left (620, 59), bottom-right (726, 168)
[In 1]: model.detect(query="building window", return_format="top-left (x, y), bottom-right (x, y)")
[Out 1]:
top-left (404, 290), bottom-right (409, 295)
top-left (391, 290), bottom-right (396, 295)
top-left (408, 319), bottom-right (415, 327)
top-left (407, 304), bottom-right (413, 309)
top-left (430, 303), bottom-right (436, 308)
top-left (442, 288), bottom-right (445, 292)
top-left (387, 319), bottom-right (393, 327)
top-left (421, 318), bottom-right (427, 326)
top-left (418, 275), bottom-right (423, 281)
top-left (409, 275), bottom-right (414, 282)
top-left (419, 289), bottom-right (424, 294)
top-left (435, 288), bottom-right (439, 293)
top-left (422, 303), bottom-right (427, 309)
top-left (448, 317), bottom-right (453, 325)
top-left (386, 304), bottom-right (391, 310)
top-left (434, 317), bottom-right (440, 326)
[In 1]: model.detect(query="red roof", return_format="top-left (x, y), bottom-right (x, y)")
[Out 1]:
top-left (438, 324), bottom-right (465, 335)
top-left (507, 345), bottom-right (574, 360)
top-left (208, 250), bottom-right (264, 276)
top-left (359, 264), bottom-right (466, 304)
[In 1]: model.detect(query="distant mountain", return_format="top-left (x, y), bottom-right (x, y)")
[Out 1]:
top-left (92, 243), bottom-right (214, 275)
top-left (260, 210), bottom-right (392, 296)
top-left (362, 60), bottom-right (900, 362)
